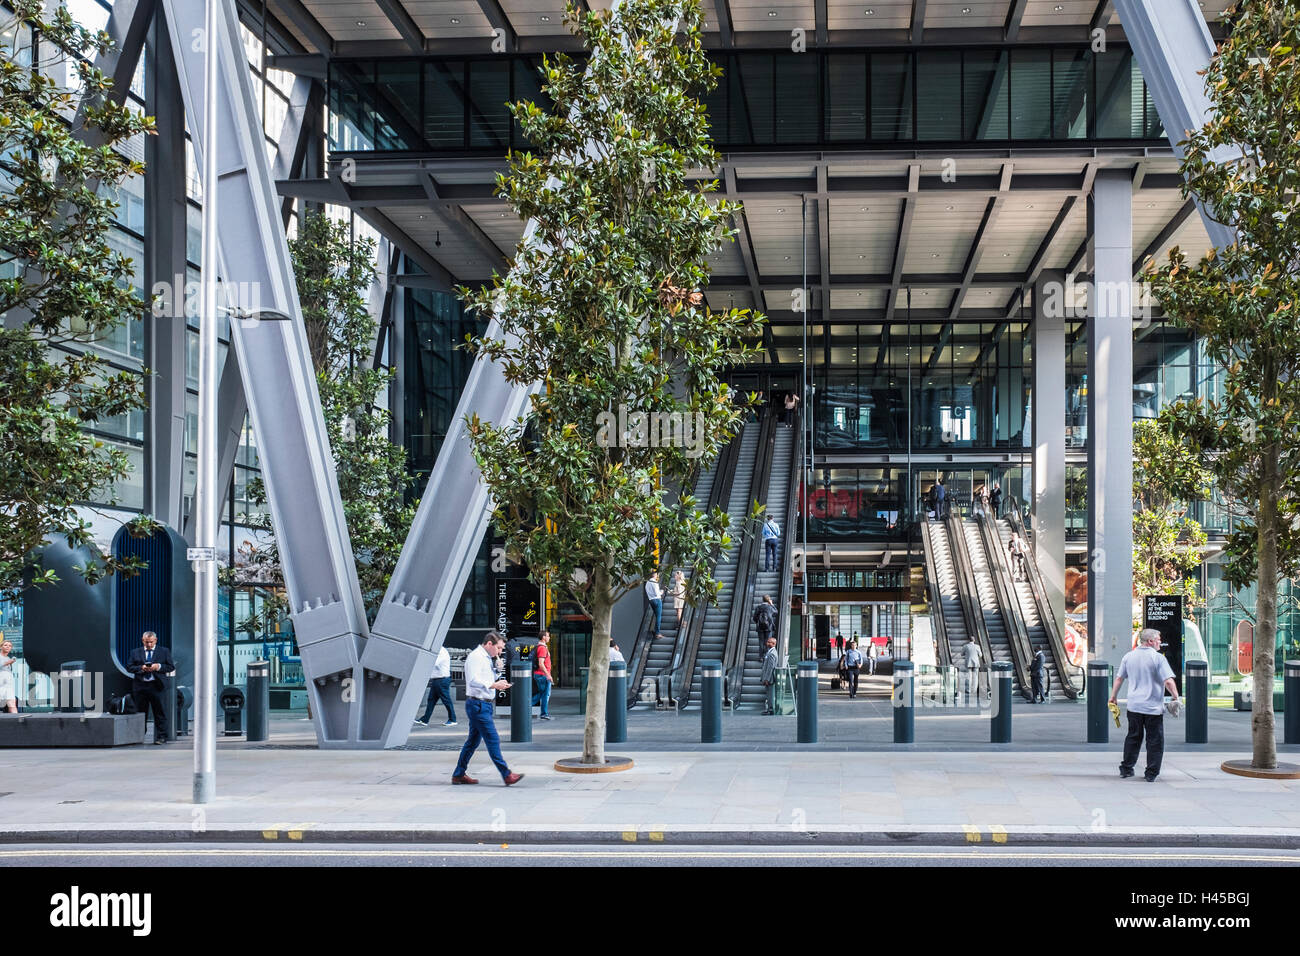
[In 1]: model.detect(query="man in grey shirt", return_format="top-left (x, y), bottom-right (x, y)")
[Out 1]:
top-left (962, 638), bottom-right (982, 701)
top-left (1109, 629), bottom-right (1180, 782)
top-left (760, 636), bottom-right (779, 715)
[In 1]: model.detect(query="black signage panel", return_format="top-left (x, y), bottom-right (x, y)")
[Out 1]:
top-left (1143, 594), bottom-right (1183, 694)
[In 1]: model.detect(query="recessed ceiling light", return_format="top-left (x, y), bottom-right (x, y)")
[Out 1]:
top-left (1146, 202), bottom-right (1156, 208)
top-left (450, 17), bottom-right (460, 23)
top-left (784, 255), bottom-right (791, 260)
top-left (777, 208), bottom-right (785, 214)
top-left (961, 6), bottom-right (971, 13)
top-left (858, 254), bottom-right (866, 259)
top-left (946, 205), bottom-right (954, 211)
top-left (1002, 252), bottom-right (1010, 257)
top-left (860, 206), bottom-right (868, 212)
top-left (540, 14), bottom-right (550, 21)
top-left (1054, 3), bottom-right (1063, 9)
top-left (499, 213), bottom-right (507, 218)
top-left (864, 8), bottom-right (874, 15)
top-left (1025, 203), bottom-right (1034, 209)
top-left (931, 253), bottom-right (940, 258)
top-left (768, 10), bottom-right (778, 17)
top-left (356, 19), bottom-right (366, 27)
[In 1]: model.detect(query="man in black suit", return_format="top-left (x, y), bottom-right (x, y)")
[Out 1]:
top-left (127, 631), bottom-right (173, 745)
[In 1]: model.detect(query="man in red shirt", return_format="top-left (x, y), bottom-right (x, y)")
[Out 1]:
top-left (532, 630), bottom-right (553, 720)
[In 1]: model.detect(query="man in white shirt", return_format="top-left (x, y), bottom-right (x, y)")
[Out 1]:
top-left (452, 632), bottom-right (523, 786)
top-left (414, 644), bottom-right (457, 727)
top-left (609, 640), bottom-right (624, 664)
top-left (645, 574), bottom-right (663, 639)
top-left (1110, 628), bottom-right (1180, 782)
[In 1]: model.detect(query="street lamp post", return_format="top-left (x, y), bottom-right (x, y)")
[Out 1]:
top-left (193, 0), bottom-right (221, 804)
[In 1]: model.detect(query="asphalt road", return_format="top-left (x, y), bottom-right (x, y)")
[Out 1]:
top-left (4, 843), bottom-right (1300, 866)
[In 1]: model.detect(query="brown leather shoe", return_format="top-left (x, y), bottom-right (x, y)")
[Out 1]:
top-left (503, 772), bottom-right (524, 786)
top-left (451, 774), bottom-right (479, 785)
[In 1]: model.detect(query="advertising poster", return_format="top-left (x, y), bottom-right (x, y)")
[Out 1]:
top-left (1143, 594), bottom-right (1183, 693)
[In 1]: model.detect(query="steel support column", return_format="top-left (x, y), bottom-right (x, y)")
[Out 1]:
top-left (1086, 171), bottom-right (1133, 667)
top-left (1032, 270), bottom-right (1067, 635)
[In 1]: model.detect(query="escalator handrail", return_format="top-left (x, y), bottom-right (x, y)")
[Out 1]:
top-left (919, 519), bottom-right (953, 669)
top-left (944, 507), bottom-right (994, 679)
top-left (724, 407), bottom-right (777, 706)
top-left (626, 603), bottom-right (658, 708)
top-left (1006, 497), bottom-right (1082, 695)
top-left (669, 422), bottom-right (745, 707)
top-left (775, 409), bottom-right (802, 655)
top-left (976, 510), bottom-right (1036, 698)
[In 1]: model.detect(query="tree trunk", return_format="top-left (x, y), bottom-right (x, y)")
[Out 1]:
top-left (1252, 447), bottom-right (1279, 770)
top-left (582, 567), bottom-right (613, 765)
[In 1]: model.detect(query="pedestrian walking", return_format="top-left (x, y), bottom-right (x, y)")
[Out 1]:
top-left (1030, 648), bottom-right (1048, 704)
top-left (532, 629), bottom-right (553, 721)
top-left (753, 595), bottom-right (778, 653)
top-left (645, 573), bottom-right (664, 639)
top-left (1009, 532), bottom-right (1029, 581)
top-left (934, 479), bottom-right (947, 519)
top-left (843, 641), bottom-right (863, 698)
top-left (1110, 628), bottom-right (1180, 782)
top-left (760, 636), bottom-right (779, 715)
top-left (414, 644), bottom-right (457, 726)
top-left (452, 631), bottom-right (524, 786)
top-left (782, 390), bottom-right (799, 426)
top-left (867, 640), bottom-right (879, 675)
top-left (973, 482), bottom-right (987, 517)
top-left (962, 638), bottom-right (982, 701)
top-left (670, 569), bottom-right (686, 630)
top-left (989, 482), bottom-right (1002, 518)
top-left (127, 631), bottom-right (173, 744)
top-left (762, 515), bottom-right (781, 572)
top-left (0, 639), bottom-right (17, 714)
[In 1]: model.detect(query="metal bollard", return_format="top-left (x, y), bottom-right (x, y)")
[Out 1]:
top-left (1185, 660), bottom-right (1207, 744)
top-left (162, 680), bottom-right (178, 741)
top-left (1285, 661), bottom-right (1300, 745)
top-left (796, 660), bottom-right (818, 743)
top-left (1087, 660), bottom-right (1111, 743)
top-left (700, 659), bottom-right (723, 743)
top-left (246, 660), bottom-right (270, 742)
top-left (606, 660), bottom-right (627, 744)
top-left (893, 659), bottom-right (914, 744)
top-left (511, 663), bottom-right (532, 742)
top-left (990, 661), bottom-right (1012, 743)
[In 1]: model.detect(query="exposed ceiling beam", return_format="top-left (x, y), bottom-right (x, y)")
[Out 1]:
top-left (713, 0), bottom-right (735, 48)
top-left (476, 0), bottom-right (518, 52)
top-left (270, 0), bottom-right (334, 55)
top-left (946, 163), bottom-right (1013, 320)
top-left (723, 166), bottom-right (766, 317)
top-left (374, 0), bottom-right (426, 53)
top-left (709, 273), bottom-right (1029, 291)
top-left (356, 208), bottom-right (457, 292)
top-left (1090, 0), bottom-right (1114, 34)
top-left (1003, 0), bottom-right (1030, 42)
top-left (1132, 199), bottom-right (1197, 274)
top-left (419, 173), bottom-right (509, 275)
top-left (1003, 195), bottom-right (1077, 318)
top-left (923, 324), bottom-right (952, 373)
top-left (883, 164), bottom-right (920, 322)
top-left (815, 0), bottom-right (827, 47)
top-left (910, 0), bottom-right (927, 43)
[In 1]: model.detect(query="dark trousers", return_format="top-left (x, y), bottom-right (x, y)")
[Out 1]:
top-left (1031, 673), bottom-right (1046, 702)
top-left (454, 698), bottom-right (510, 779)
top-left (133, 685), bottom-right (167, 741)
top-left (1121, 711), bottom-right (1166, 778)
top-left (419, 676), bottom-right (456, 723)
top-left (845, 666), bottom-right (860, 697)
top-left (764, 539), bottom-right (779, 571)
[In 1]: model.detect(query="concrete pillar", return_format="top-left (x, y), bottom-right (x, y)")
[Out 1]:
top-left (1087, 171), bottom-right (1134, 667)
top-left (1032, 270), bottom-right (1067, 635)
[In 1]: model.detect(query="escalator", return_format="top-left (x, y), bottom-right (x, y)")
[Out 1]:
top-left (999, 507), bottom-right (1082, 698)
top-left (956, 513), bottom-right (1033, 697)
top-left (628, 453), bottom-right (725, 707)
top-left (733, 414), bottom-right (796, 709)
top-left (679, 416), bottom-right (762, 708)
top-left (920, 518), bottom-right (968, 669)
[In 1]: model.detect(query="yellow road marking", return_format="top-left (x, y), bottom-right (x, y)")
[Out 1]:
top-left (991, 826), bottom-right (1008, 845)
top-left (261, 830), bottom-right (278, 840)
top-left (649, 831), bottom-right (664, 842)
top-left (621, 831), bottom-right (637, 842)
top-left (962, 825), bottom-right (981, 843)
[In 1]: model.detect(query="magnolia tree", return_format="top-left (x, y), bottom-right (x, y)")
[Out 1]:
top-left (1131, 413), bottom-right (1210, 610)
top-left (1147, 0), bottom-right (1300, 770)
top-left (0, 2), bottom-right (157, 600)
top-left (463, 0), bottom-right (763, 765)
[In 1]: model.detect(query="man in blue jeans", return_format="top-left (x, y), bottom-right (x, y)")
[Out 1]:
top-left (532, 629), bottom-right (553, 720)
top-left (414, 644), bottom-right (457, 726)
top-left (453, 631), bottom-right (524, 786)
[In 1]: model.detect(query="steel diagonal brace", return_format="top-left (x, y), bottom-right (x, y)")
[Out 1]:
top-left (362, 0), bottom-right (676, 748)
top-left (162, 0), bottom-right (371, 746)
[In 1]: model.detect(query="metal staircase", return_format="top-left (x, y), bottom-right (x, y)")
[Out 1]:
top-left (681, 418), bottom-right (760, 709)
top-left (1002, 505), bottom-right (1082, 697)
top-left (734, 422), bottom-right (795, 710)
top-left (921, 518), bottom-right (969, 669)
